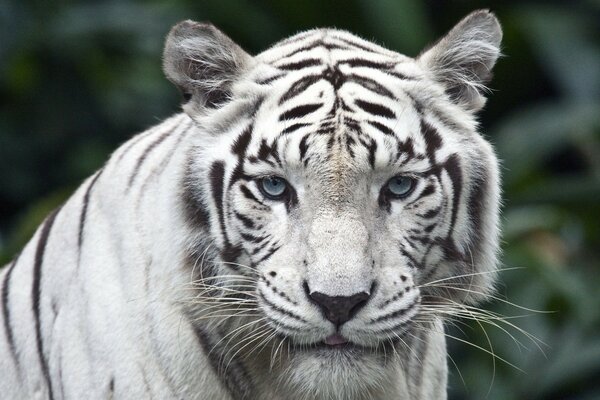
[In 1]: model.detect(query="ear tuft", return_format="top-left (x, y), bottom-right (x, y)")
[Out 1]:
top-left (418, 10), bottom-right (502, 111)
top-left (163, 21), bottom-right (252, 110)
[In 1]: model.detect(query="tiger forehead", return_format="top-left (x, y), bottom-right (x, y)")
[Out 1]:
top-left (226, 29), bottom-right (433, 180)
top-left (258, 28), bottom-right (408, 66)
top-left (242, 78), bottom-right (423, 174)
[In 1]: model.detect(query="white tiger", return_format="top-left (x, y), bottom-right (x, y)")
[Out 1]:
top-left (0, 9), bottom-right (502, 400)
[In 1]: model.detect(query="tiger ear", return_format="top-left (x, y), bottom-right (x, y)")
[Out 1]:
top-left (163, 20), bottom-right (253, 111)
top-left (418, 10), bottom-right (502, 112)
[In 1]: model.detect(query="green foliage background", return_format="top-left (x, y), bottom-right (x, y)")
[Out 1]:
top-left (1, 1), bottom-right (599, 398)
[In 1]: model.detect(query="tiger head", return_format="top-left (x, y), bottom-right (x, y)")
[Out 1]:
top-left (164, 10), bottom-right (502, 397)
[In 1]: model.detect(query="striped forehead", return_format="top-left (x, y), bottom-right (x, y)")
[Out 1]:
top-left (248, 87), bottom-right (424, 171)
top-left (257, 28), bottom-right (409, 65)
top-left (242, 30), bottom-right (431, 172)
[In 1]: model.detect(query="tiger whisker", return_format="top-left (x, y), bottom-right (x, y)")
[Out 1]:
top-left (419, 267), bottom-right (522, 288)
top-left (210, 317), bottom-right (269, 358)
top-left (411, 324), bottom-right (523, 372)
top-left (418, 305), bottom-right (545, 353)
top-left (420, 283), bottom-right (551, 314)
top-left (222, 326), bottom-right (273, 374)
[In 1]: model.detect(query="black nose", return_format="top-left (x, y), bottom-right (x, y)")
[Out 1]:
top-left (308, 289), bottom-right (371, 326)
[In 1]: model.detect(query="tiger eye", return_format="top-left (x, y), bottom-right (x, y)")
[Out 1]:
top-left (386, 176), bottom-right (416, 199)
top-left (259, 176), bottom-right (288, 199)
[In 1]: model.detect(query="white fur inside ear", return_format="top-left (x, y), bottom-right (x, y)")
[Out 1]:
top-left (418, 9), bottom-right (502, 112)
top-left (163, 20), bottom-right (253, 111)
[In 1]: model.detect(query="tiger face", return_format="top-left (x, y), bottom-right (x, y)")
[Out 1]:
top-left (165, 10), bottom-right (501, 398)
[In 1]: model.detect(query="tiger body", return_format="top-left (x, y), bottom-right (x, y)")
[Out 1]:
top-left (1, 10), bottom-right (502, 400)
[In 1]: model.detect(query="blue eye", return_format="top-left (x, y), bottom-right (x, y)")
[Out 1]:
top-left (386, 176), bottom-right (415, 198)
top-left (259, 176), bottom-right (288, 199)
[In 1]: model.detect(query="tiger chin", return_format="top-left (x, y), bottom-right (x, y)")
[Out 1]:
top-left (0, 9), bottom-right (502, 400)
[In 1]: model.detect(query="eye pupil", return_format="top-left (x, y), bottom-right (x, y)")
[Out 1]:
top-left (260, 176), bottom-right (287, 198)
top-left (387, 176), bottom-right (415, 198)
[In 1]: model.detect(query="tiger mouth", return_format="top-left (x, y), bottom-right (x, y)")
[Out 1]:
top-left (286, 333), bottom-right (401, 355)
top-left (323, 333), bottom-right (349, 346)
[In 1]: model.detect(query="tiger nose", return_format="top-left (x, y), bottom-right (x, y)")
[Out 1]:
top-left (308, 289), bottom-right (371, 326)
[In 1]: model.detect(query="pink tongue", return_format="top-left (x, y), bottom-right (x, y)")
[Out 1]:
top-left (324, 334), bottom-right (349, 346)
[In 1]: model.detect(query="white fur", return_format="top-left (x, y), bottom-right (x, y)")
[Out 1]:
top-left (0, 10), bottom-right (502, 400)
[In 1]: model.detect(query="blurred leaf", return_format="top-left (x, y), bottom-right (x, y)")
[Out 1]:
top-left (357, 0), bottom-right (433, 55)
top-left (514, 5), bottom-right (600, 100)
top-left (494, 101), bottom-right (600, 187)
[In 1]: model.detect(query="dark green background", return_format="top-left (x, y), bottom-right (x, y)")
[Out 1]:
top-left (1, 1), bottom-right (599, 398)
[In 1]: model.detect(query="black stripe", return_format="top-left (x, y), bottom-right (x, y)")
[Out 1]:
top-left (114, 128), bottom-right (156, 164)
top-left (77, 169), bottom-right (103, 252)
top-left (372, 318), bottom-right (412, 335)
top-left (370, 297), bottom-right (419, 324)
top-left (366, 137), bottom-right (377, 168)
top-left (277, 58), bottom-right (322, 71)
top-left (345, 134), bottom-right (356, 158)
top-left (263, 276), bottom-right (297, 305)
top-left (409, 235), bottom-right (430, 245)
top-left (418, 206), bottom-right (441, 219)
top-left (299, 135), bottom-right (310, 161)
top-left (32, 207), bottom-right (61, 400)
top-left (420, 184), bottom-right (436, 198)
top-left (231, 125), bottom-right (254, 157)
top-left (213, 97), bottom-right (263, 137)
top-left (323, 41), bottom-right (355, 52)
top-left (323, 66), bottom-right (346, 90)
top-left (57, 353), bottom-right (65, 399)
top-left (469, 169), bottom-right (487, 234)
top-left (279, 40), bottom-right (321, 59)
top-left (127, 127), bottom-right (176, 189)
top-left (342, 58), bottom-right (395, 70)
top-left (210, 161), bottom-right (229, 245)
top-left (209, 162), bottom-right (244, 268)
top-left (279, 103), bottom-right (322, 121)
top-left (348, 74), bottom-right (395, 99)
top-left (335, 37), bottom-right (386, 54)
top-left (420, 119), bottom-right (443, 163)
top-left (423, 223), bottom-right (437, 233)
top-left (240, 232), bottom-right (267, 244)
top-left (229, 124), bottom-right (254, 188)
top-left (259, 290), bottom-right (307, 323)
top-left (443, 154), bottom-right (463, 238)
top-left (234, 211), bottom-right (255, 229)
top-left (344, 117), bottom-right (361, 134)
top-left (466, 163), bottom-right (489, 267)
top-left (139, 124), bottom-right (193, 196)
top-left (434, 237), bottom-right (465, 263)
top-left (2, 253), bottom-right (21, 370)
top-left (251, 239), bottom-right (271, 255)
top-left (401, 248), bottom-right (424, 270)
top-left (268, 318), bottom-right (304, 333)
top-left (255, 73), bottom-right (285, 85)
top-left (367, 120), bottom-right (395, 136)
top-left (182, 165), bottom-right (211, 230)
top-left (255, 243), bottom-right (282, 264)
top-left (255, 139), bottom-right (281, 166)
top-left (239, 185), bottom-right (266, 207)
top-left (355, 99), bottom-right (395, 119)
top-left (396, 138), bottom-right (416, 164)
top-left (281, 122), bottom-right (309, 136)
top-left (386, 70), bottom-right (417, 81)
top-left (191, 323), bottom-right (255, 399)
top-left (278, 75), bottom-right (321, 105)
